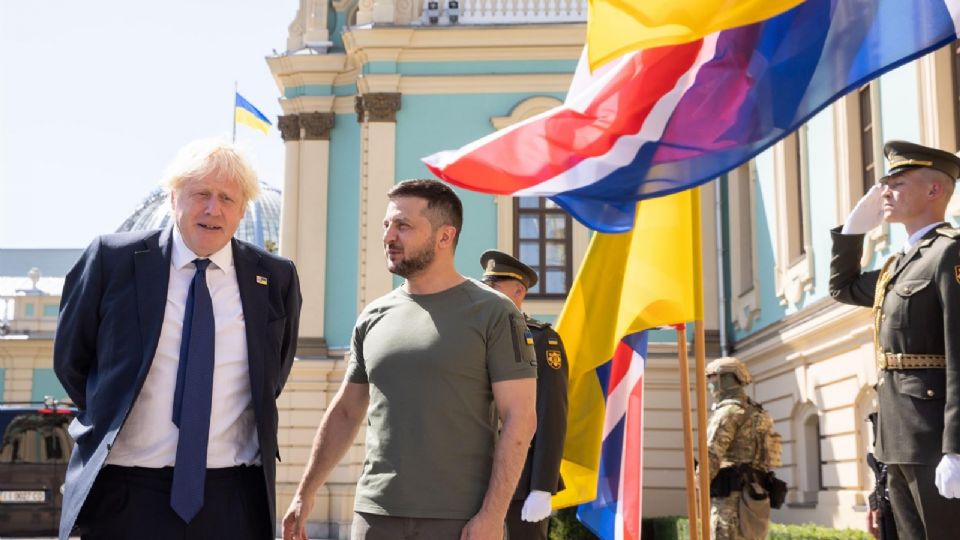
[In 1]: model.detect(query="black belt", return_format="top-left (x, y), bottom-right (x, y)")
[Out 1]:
top-left (100, 464), bottom-right (262, 483)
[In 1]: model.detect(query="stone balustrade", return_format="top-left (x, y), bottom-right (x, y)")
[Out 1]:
top-left (423, 0), bottom-right (587, 24)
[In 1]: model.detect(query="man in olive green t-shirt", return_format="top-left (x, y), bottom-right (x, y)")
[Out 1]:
top-left (283, 179), bottom-right (538, 540)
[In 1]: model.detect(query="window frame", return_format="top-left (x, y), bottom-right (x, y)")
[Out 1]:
top-left (772, 127), bottom-right (814, 307)
top-left (727, 163), bottom-right (760, 331)
top-left (833, 83), bottom-right (890, 266)
top-left (790, 402), bottom-right (824, 507)
top-left (512, 197), bottom-right (574, 299)
top-left (491, 97), bottom-right (590, 315)
top-left (918, 40), bottom-right (960, 220)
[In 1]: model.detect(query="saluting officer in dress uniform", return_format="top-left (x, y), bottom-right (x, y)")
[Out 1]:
top-left (480, 250), bottom-right (569, 540)
top-left (830, 140), bottom-right (960, 540)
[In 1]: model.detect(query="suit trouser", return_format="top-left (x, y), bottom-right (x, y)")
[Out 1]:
top-left (887, 463), bottom-right (960, 540)
top-left (351, 512), bottom-right (471, 539)
top-left (505, 499), bottom-right (548, 540)
top-left (76, 464), bottom-right (272, 540)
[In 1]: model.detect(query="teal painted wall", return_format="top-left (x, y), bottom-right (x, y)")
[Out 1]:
top-left (394, 92), bottom-right (566, 281)
top-left (31, 368), bottom-right (67, 402)
top-left (732, 109), bottom-right (843, 341)
top-left (730, 65), bottom-right (932, 342)
top-left (802, 109), bottom-right (840, 310)
top-left (325, 113), bottom-right (362, 349)
top-left (736, 148), bottom-right (786, 341)
top-left (877, 64), bottom-right (923, 252)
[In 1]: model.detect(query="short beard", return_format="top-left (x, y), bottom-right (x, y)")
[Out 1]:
top-left (387, 242), bottom-right (436, 278)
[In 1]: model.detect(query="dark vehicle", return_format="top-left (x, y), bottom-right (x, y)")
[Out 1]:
top-left (0, 398), bottom-right (75, 536)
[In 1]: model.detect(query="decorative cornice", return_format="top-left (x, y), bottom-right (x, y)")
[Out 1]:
top-left (343, 25), bottom-right (586, 55)
top-left (267, 53), bottom-right (350, 79)
top-left (731, 297), bottom-right (875, 383)
top-left (360, 92), bottom-right (402, 122)
top-left (278, 114), bottom-right (301, 142)
top-left (357, 73), bottom-right (402, 94)
top-left (399, 73), bottom-right (572, 95)
top-left (300, 112), bottom-right (336, 140)
top-left (279, 96), bottom-right (338, 116)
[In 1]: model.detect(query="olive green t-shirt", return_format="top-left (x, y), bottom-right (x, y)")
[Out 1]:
top-left (346, 278), bottom-right (537, 519)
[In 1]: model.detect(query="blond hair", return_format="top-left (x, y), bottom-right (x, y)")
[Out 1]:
top-left (160, 138), bottom-right (261, 203)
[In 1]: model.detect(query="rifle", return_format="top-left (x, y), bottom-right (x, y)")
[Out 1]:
top-left (866, 413), bottom-right (897, 540)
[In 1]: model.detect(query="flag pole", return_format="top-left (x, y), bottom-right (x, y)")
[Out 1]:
top-left (692, 187), bottom-right (711, 540)
top-left (232, 81), bottom-right (238, 143)
top-left (675, 323), bottom-right (700, 540)
top-left (695, 319), bottom-right (710, 540)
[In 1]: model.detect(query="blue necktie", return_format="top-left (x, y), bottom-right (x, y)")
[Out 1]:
top-left (171, 258), bottom-right (215, 523)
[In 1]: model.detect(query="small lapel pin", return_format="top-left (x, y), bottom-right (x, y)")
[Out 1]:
top-left (256, 275), bottom-right (269, 286)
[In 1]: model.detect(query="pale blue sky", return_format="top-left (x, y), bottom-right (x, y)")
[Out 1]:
top-left (0, 0), bottom-right (298, 248)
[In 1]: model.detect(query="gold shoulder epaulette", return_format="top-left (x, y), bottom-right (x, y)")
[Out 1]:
top-left (936, 225), bottom-right (960, 239)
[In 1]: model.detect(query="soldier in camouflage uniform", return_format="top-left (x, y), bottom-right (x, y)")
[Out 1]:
top-left (704, 357), bottom-right (779, 540)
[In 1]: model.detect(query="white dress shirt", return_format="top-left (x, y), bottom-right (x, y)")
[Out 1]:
top-left (903, 221), bottom-right (945, 253)
top-left (107, 226), bottom-right (260, 468)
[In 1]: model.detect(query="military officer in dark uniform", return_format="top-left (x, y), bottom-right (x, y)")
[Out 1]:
top-left (830, 140), bottom-right (960, 540)
top-left (480, 249), bottom-right (569, 540)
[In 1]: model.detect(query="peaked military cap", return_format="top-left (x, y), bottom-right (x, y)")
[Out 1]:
top-left (883, 140), bottom-right (960, 181)
top-left (479, 249), bottom-right (538, 289)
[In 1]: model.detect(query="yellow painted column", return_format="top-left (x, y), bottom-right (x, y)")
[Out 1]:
top-left (278, 115), bottom-right (302, 263)
top-left (357, 93), bottom-right (401, 308)
top-left (297, 112), bottom-right (335, 349)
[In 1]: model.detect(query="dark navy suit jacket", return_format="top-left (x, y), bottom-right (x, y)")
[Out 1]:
top-left (53, 227), bottom-right (301, 540)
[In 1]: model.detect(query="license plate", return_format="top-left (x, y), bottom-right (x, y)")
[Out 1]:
top-left (0, 490), bottom-right (46, 503)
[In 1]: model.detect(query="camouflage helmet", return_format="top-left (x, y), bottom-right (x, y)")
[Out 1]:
top-left (705, 357), bottom-right (752, 385)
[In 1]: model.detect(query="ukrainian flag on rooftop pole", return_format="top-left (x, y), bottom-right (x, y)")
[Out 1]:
top-left (235, 93), bottom-right (272, 134)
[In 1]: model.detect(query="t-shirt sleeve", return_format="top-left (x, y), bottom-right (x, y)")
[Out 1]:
top-left (486, 300), bottom-right (538, 382)
top-left (346, 319), bottom-right (369, 384)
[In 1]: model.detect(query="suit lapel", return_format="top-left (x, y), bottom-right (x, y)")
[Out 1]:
top-left (233, 239), bottom-right (268, 420)
top-left (134, 227), bottom-right (173, 370)
top-left (890, 225), bottom-right (942, 283)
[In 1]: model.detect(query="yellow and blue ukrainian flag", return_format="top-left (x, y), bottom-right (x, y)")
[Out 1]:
top-left (552, 188), bottom-right (703, 540)
top-left (234, 93), bottom-right (271, 134)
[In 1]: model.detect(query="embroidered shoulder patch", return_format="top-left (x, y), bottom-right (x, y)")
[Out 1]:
top-left (546, 350), bottom-right (562, 369)
top-left (955, 265), bottom-right (960, 285)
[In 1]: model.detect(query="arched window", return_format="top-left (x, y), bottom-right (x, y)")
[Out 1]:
top-left (772, 126), bottom-right (813, 306)
top-left (792, 402), bottom-right (823, 505)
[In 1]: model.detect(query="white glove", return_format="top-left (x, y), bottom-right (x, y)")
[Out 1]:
top-left (520, 490), bottom-right (553, 522)
top-left (935, 453), bottom-right (960, 498)
top-left (841, 184), bottom-right (884, 234)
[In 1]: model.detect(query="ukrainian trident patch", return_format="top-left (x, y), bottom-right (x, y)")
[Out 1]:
top-left (546, 350), bottom-right (562, 369)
